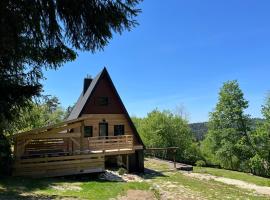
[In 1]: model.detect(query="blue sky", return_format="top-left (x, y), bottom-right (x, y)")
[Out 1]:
top-left (43, 0), bottom-right (270, 123)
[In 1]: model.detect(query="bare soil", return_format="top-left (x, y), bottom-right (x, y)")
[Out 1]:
top-left (116, 190), bottom-right (156, 200)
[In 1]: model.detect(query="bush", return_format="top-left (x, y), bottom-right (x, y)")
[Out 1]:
top-left (195, 160), bottom-right (206, 167)
top-left (118, 167), bottom-right (127, 175)
top-left (249, 154), bottom-right (270, 177)
top-left (0, 133), bottom-right (12, 176)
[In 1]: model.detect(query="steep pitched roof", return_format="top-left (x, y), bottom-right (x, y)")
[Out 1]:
top-left (67, 67), bottom-right (144, 146)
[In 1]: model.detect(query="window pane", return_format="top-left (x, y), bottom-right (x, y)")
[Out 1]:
top-left (84, 126), bottom-right (93, 137)
top-left (114, 125), bottom-right (124, 136)
top-left (97, 97), bottom-right (109, 106)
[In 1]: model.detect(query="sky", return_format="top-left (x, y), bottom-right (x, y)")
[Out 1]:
top-left (43, 0), bottom-right (270, 123)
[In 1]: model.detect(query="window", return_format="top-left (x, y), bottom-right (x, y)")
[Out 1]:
top-left (114, 125), bottom-right (125, 136)
top-left (84, 126), bottom-right (93, 137)
top-left (97, 97), bottom-right (109, 106)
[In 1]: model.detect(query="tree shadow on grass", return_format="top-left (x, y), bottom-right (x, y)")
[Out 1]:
top-left (0, 169), bottom-right (167, 199)
top-left (0, 173), bottom-right (109, 200)
top-left (139, 168), bottom-right (169, 180)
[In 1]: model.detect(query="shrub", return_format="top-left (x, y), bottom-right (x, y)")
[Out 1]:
top-left (195, 160), bottom-right (206, 167)
top-left (118, 167), bottom-right (127, 175)
top-left (249, 154), bottom-right (270, 177)
top-left (0, 133), bottom-right (12, 176)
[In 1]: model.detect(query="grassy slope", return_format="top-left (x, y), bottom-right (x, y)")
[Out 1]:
top-left (194, 167), bottom-right (270, 187)
top-left (144, 159), bottom-right (269, 200)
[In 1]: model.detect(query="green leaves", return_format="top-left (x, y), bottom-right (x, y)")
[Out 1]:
top-left (202, 81), bottom-right (270, 177)
top-left (132, 109), bottom-right (195, 162)
top-left (203, 80), bottom-right (252, 170)
top-left (4, 96), bottom-right (66, 137)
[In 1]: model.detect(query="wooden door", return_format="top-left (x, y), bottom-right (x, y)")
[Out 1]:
top-left (99, 123), bottom-right (108, 137)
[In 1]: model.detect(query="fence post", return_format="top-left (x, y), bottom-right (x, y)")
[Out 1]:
top-left (173, 149), bottom-right (176, 168)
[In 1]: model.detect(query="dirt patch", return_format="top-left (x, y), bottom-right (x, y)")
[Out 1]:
top-left (50, 182), bottom-right (82, 191)
top-left (151, 181), bottom-right (204, 200)
top-left (185, 172), bottom-right (270, 196)
top-left (116, 190), bottom-right (156, 200)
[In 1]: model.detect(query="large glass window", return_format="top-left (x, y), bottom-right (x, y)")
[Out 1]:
top-left (114, 125), bottom-right (125, 136)
top-left (84, 126), bottom-right (93, 137)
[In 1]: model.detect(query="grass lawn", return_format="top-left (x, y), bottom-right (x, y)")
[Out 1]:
top-left (0, 160), bottom-right (269, 200)
top-left (0, 174), bottom-right (150, 200)
top-left (194, 166), bottom-right (270, 187)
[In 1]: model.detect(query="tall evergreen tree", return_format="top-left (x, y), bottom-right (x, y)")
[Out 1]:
top-left (202, 80), bottom-right (252, 170)
top-left (0, 0), bottom-right (141, 131)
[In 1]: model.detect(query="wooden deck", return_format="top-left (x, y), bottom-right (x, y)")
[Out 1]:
top-left (12, 116), bottom-right (142, 177)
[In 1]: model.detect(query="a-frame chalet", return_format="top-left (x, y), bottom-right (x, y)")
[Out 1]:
top-left (13, 68), bottom-right (144, 177)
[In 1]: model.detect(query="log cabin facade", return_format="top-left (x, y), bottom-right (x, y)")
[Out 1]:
top-left (13, 68), bottom-right (144, 177)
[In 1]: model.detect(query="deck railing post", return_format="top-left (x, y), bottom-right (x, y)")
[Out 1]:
top-left (80, 121), bottom-right (84, 153)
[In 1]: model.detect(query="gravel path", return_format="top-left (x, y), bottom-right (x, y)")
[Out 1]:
top-left (185, 173), bottom-right (270, 196)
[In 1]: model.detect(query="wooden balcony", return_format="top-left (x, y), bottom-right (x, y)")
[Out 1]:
top-left (16, 134), bottom-right (134, 159)
top-left (87, 135), bottom-right (134, 155)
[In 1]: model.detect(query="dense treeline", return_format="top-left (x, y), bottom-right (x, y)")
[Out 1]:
top-left (132, 110), bottom-right (203, 165)
top-left (133, 81), bottom-right (269, 177)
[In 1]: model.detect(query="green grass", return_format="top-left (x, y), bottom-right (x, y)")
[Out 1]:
top-left (144, 159), bottom-right (269, 200)
top-left (194, 166), bottom-right (270, 187)
top-left (163, 171), bottom-right (267, 200)
top-left (0, 175), bottom-right (150, 200)
top-left (0, 160), bottom-right (269, 200)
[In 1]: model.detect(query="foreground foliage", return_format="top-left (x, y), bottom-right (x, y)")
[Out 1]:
top-left (0, 134), bottom-right (12, 176)
top-left (0, 0), bottom-right (141, 135)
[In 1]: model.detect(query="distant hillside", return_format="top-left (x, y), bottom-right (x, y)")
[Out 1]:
top-left (189, 118), bottom-right (265, 141)
top-left (189, 122), bottom-right (208, 141)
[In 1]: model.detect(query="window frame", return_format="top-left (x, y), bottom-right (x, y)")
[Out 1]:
top-left (84, 126), bottom-right (93, 138)
top-left (114, 124), bottom-right (125, 136)
top-left (97, 96), bottom-right (109, 106)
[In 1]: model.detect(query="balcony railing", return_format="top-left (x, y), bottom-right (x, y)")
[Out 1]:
top-left (87, 135), bottom-right (133, 151)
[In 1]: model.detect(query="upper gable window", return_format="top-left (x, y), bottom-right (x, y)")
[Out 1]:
top-left (97, 97), bottom-right (109, 106)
